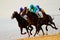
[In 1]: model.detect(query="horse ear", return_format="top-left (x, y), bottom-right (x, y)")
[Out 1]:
top-left (26, 9), bottom-right (28, 14)
top-left (14, 11), bottom-right (16, 12)
top-left (14, 11), bottom-right (18, 13)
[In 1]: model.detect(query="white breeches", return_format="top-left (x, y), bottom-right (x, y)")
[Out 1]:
top-left (23, 15), bottom-right (27, 20)
top-left (36, 10), bottom-right (43, 18)
top-left (38, 12), bottom-right (43, 18)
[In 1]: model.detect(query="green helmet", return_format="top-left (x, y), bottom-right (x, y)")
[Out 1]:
top-left (30, 4), bottom-right (34, 9)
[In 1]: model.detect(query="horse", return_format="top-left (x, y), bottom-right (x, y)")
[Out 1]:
top-left (22, 7), bottom-right (45, 36)
top-left (34, 14), bottom-right (58, 36)
top-left (22, 8), bottom-right (58, 36)
top-left (11, 11), bottom-right (33, 37)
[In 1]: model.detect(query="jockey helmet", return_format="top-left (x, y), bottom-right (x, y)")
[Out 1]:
top-left (24, 7), bottom-right (27, 10)
top-left (20, 7), bottom-right (23, 12)
top-left (30, 4), bottom-right (34, 9)
top-left (36, 5), bottom-right (41, 11)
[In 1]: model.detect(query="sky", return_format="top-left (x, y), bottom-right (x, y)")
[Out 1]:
top-left (0, 0), bottom-right (60, 40)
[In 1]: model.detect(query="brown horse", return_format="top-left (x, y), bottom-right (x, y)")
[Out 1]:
top-left (22, 7), bottom-right (58, 36)
top-left (22, 7), bottom-right (45, 36)
top-left (11, 11), bottom-right (33, 37)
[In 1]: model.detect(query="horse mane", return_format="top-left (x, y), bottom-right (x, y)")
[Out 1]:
top-left (27, 11), bottom-right (38, 18)
top-left (26, 10), bottom-right (38, 25)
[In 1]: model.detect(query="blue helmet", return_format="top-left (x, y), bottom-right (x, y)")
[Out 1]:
top-left (30, 4), bottom-right (34, 9)
top-left (36, 5), bottom-right (41, 11)
top-left (36, 5), bottom-right (40, 8)
top-left (19, 7), bottom-right (23, 12)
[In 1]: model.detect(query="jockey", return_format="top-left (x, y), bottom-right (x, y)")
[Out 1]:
top-left (19, 7), bottom-right (23, 16)
top-left (29, 4), bottom-right (38, 13)
top-left (36, 5), bottom-right (45, 18)
top-left (22, 7), bottom-right (28, 20)
top-left (29, 4), bottom-right (44, 18)
top-left (36, 5), bottom-right (44, 18)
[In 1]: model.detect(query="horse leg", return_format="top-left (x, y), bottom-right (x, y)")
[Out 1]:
top-left (46, 25), bottom-right (48, 35)
top-left (26, 27), bottom-right (30, 37)
top-left (20, 28), bottom-right (23, 35)
top-left (20, 27), bottom-right (26, 35)
top-left (50, 21), bottom-right (58, 30)
top-left (34, 27), bottom-right (38, 36)
top-left (47, 24), bottom-right (58, 30)
top-left (46, 25), bottom-right (48, 31)
top-left (36, 24), bottom-right (41, 35)
top-left (29, 25), bottom-right (33, 35)
top-left (40, 27), bottom-right (45, 35)
top-left (20, 28), bottom-right (24, 35)
top-left (34, 29), bottom-right (37, 36)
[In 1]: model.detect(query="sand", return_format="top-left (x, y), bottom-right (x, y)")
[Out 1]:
top-left (17, 34), bottom-right (60, 40)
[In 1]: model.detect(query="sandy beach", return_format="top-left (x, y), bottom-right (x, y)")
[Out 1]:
top-left (17, 34), bottom-right (60, 40)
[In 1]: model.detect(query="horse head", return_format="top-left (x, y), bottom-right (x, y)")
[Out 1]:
top-left (22, 7), bottom-right (29, 16)
top-left (11, 11), bottom-right (18, 19)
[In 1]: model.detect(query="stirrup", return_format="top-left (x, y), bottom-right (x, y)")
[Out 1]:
top-left (38, 16), bottom-right (43, 18)
top-left (41, 16), bottom-right (43, 18)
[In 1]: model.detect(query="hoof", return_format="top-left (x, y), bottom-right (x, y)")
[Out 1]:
top-left (21, 33), bottom-right (25, 35)
top-left (21, 32), bottom-right (26, 35)
top-left (30, 33), bottom-right (32, 35)
top-left (28, 32), bottom-right (30, 37)
top-left (43, 33), bottom-right (45, 35)
top-left (28, 34), bottom-right (30, 37)
top-left (46, 31), bottom-right (48, 35)
top-left (55, 27), bottom-right (58, 30)
top-left (24, 32), bottom-right (27, 34)
top-left (46, 33), bottom-right (48, 35)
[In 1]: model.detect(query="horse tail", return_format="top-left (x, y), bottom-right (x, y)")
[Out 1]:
top-left (48, 15), bottom-right (53, 22)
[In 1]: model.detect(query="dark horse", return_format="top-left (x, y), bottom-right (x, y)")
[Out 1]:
top-left (11, 11), bottom-right (33, 37)
top-left (22, 8), bottom-right (58, 36)
top-left (22, 7), bottom-right (45, 36)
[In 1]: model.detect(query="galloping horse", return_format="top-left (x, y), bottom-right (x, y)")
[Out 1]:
top-left (22, 7), bottom-right (45, 36)
top-left (22, 8), bottom-right (58, 36)
top-left (11, 11), bottom-right (33, 37)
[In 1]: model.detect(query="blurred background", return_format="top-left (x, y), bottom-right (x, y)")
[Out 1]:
top-left (0, 0), bottom-right (60, 40)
